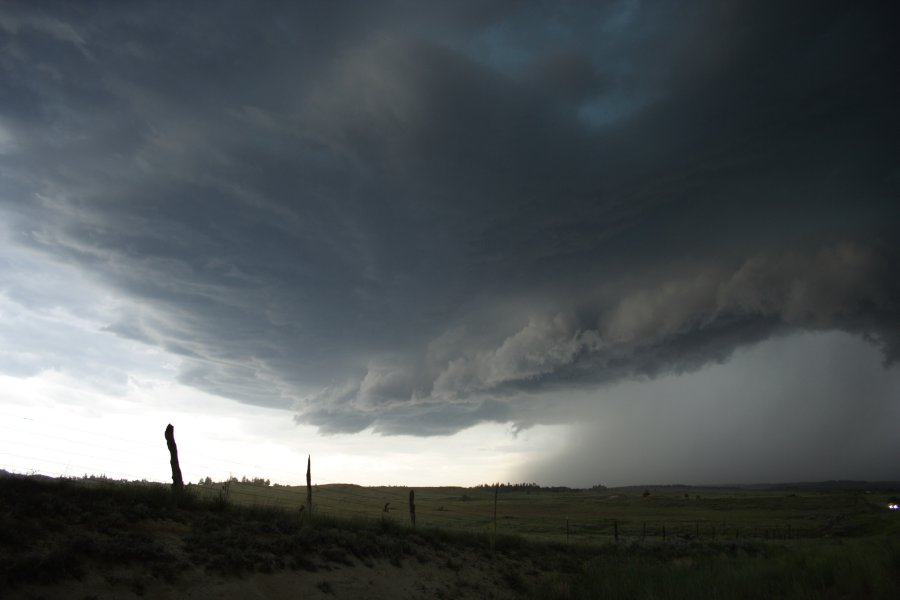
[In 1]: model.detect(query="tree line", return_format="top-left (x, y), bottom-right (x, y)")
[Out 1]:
top-left (473, 482), bottom-right (608, 493)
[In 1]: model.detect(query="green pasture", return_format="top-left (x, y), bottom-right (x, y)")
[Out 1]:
top-left (188, 481), bottom-right (898, 545)
top-left (4, 474), bottom-right (899, 598)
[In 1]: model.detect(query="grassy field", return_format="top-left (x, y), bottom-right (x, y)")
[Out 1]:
top-left (191, 479), bottom-right (898, 545)
top-left (3, 473), bottom-right (899, 598)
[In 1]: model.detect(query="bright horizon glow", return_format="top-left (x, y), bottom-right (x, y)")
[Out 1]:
top-left (0, 371), bottom-right (565, 487)
top-left (0, 236), bottom-right (563, 488)
top-left (3, 329), bottom-right (899, 489)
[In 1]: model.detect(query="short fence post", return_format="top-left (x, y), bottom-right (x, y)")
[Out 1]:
top-left (306, 455), bottom-right (312, 518)
top-left (614, 519), bottom-right (618, 543)
top-left (566, 518), bottom-right (569, 544)
top-left (491, 483), bottom-right (499, 553)
top-left (409, 489), bottom-right (416, 527)
top-left (493, 483), bottom-right (499, 537)
top-left (642, 521), bottom-right (646, 542)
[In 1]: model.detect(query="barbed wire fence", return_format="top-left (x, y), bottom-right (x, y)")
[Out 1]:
top-left (0, 413), bottom-right (813, 544)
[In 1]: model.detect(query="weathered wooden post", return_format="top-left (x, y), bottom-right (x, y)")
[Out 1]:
top-left (493, 483), bottom-right (499, 537)
top-left (487, 483), bottom-right (499, 553)
top-left (613, 519), bottom-right (618, 543)
top-left (306, 455), bottom-right (312, 517)
top-left (409, 489), bottom-right (416, 527)
top-left (164, 424), bottom-right (183, 491)
top-left (566, 517), bottom-right (570, 544)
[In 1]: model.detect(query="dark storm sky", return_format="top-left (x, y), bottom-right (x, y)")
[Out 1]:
top-left (1, 1), bottom-right (898, 484)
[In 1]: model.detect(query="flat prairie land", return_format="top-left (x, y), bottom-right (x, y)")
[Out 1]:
top-left (2, 474), bottom-right (899, 599)
top-left (194, 480), bottom-right (896, 544)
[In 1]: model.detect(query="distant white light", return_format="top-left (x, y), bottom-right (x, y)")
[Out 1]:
top-left (888, 503), bottom-right (899, 511)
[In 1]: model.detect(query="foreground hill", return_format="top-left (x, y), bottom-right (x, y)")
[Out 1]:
top-left (1, 475), bottom-right (552, 599)
top-left (2, 474), bottom-right (899, 599)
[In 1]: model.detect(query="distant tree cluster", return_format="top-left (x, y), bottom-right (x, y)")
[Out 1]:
top-left (81, 473), bottom-right (153, 485)
top-left (241, 476), bottom-right (271, 487)
top-left (473, 482), bottom-right (579, 493)
top-left (197, 475), bottom-right (271, 486)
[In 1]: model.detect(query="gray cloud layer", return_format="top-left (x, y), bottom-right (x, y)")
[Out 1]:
top-left (1, 2), bottom-right (898, 438)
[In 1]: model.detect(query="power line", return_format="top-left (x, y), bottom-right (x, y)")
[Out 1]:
top-left (0, 424), bottom-right (164, 461)
top-left (0, 451), bottom-right (147, 481)
top-left (0, 426), bottom-right (308, 486)
top-left (0, 411), bottom-right (163, 450)
top-left (0, 439), bottom-right (158, 469)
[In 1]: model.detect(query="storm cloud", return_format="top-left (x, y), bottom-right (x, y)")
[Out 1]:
top-left (1, 1), bottom-right (898, 445)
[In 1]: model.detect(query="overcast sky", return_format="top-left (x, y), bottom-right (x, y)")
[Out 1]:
top-left (1, 1), bottom-right (898, 487)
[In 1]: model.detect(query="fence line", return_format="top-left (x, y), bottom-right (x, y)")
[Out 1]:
top-left (0, 423), bottom-right (821, 544)
top-left (0, 456), bottom-right (815, 543)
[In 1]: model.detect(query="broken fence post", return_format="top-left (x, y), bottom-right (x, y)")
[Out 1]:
top-left (164, 424), bottom-right (184, 492)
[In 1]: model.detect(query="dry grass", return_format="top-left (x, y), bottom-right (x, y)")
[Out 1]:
top-left (2, 473), bottom-right (899, 599)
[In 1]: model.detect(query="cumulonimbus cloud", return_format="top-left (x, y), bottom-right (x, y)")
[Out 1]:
top-left (1, 1), bottom-right (897, 441)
